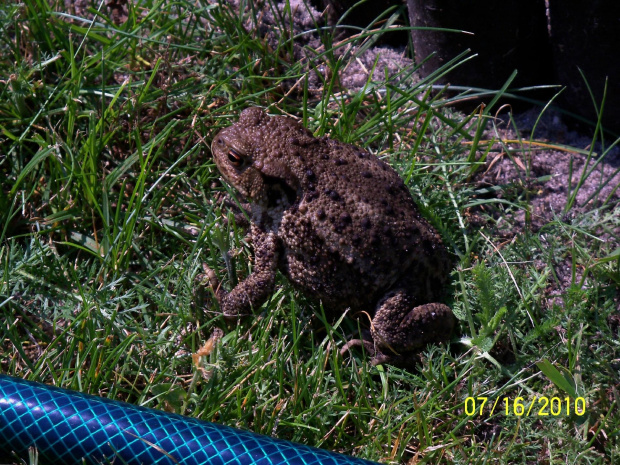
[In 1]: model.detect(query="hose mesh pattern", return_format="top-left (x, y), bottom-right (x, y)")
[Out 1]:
top-left (0, 375), bottom-right (378, 465)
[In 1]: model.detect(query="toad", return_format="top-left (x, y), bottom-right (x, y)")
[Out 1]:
top-left (205, 107), bottom-right (455, 366)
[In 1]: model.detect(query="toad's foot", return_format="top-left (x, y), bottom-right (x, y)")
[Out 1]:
top-left (340, 333), bottom-right (377, 358)
top-left (200, 262), bottom-right (225, 302)
top-left (340, 337), bottom-right (422, 368)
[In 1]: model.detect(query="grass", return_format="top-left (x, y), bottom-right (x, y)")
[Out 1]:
top-left (1, 0), bottom-right (619, 463)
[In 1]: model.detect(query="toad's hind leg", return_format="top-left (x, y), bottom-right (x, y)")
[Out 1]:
top-left (369, 290), bottom-right (455, 365)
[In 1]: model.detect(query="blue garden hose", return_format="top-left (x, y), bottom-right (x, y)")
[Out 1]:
top-left (0, 375), bottom-right (379, 465)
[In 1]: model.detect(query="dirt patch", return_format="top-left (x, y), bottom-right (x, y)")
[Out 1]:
top-left (478, 107), bottom-right (620, 232)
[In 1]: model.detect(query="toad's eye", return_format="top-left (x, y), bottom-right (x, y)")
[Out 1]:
top-left (227, 150), bottom-right (244, 167)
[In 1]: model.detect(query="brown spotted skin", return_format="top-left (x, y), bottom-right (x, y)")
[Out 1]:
top-left (207, 107), bottom-right (454, 365)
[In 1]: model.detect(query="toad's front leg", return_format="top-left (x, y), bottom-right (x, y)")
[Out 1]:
top-left (203, 225), bottom-right (279, 317)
